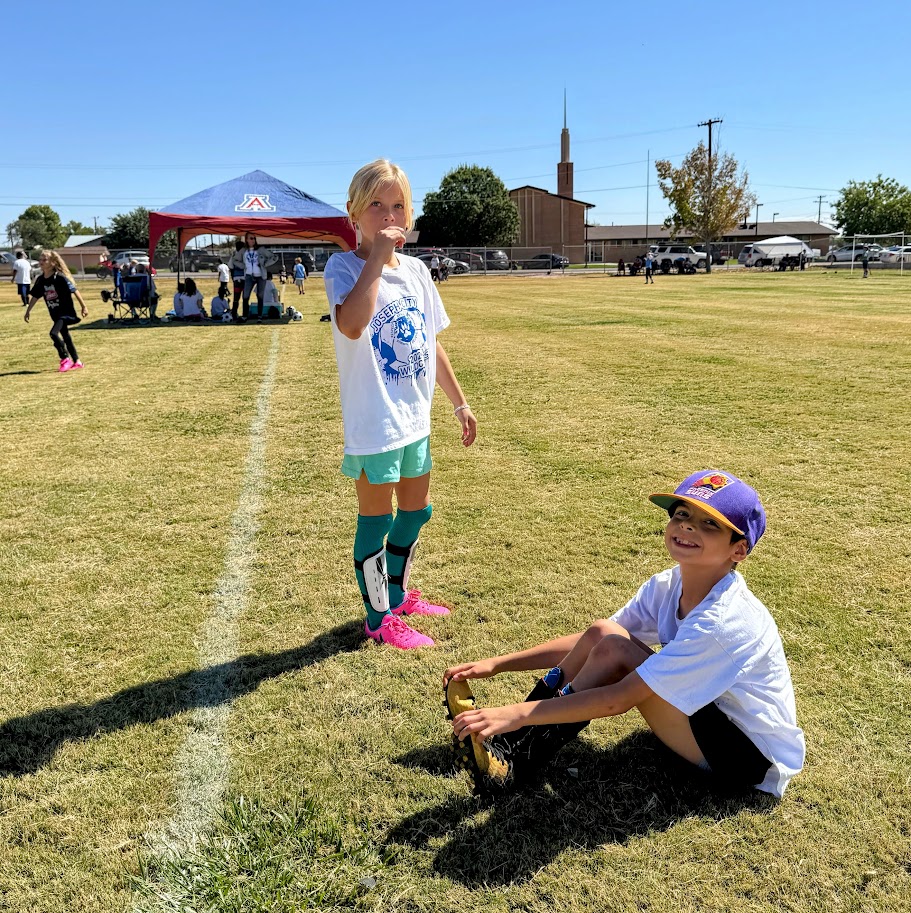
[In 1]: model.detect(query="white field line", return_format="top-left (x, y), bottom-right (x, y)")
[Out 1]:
top-left (144, 329), bottom-right (280, 862)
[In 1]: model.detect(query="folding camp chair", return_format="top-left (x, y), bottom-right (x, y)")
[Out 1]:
top-left (118, 275), bottom-right (153, 321)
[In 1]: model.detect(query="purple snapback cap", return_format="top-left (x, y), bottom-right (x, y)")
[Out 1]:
top-left (649, 470), bottom-right (766, 552)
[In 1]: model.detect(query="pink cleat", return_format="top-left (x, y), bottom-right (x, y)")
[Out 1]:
top-left (365, 613), bottom-right (435, 649)
top-left (392, 589), bottom-right (451, 617)
top-left (59, 358), bottom-right (74, 372)
top-left (69, 360), bottom-right (84, 370)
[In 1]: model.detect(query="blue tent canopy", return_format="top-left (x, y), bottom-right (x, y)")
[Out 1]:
top-left (149, 170), bottom-right (356, 255)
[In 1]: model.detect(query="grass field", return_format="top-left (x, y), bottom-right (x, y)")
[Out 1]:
top-left (1, 268), bottom-right (909, 912)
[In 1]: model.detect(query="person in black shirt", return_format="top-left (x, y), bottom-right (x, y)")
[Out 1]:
top-left (24, 251), bottom-right (89, 372)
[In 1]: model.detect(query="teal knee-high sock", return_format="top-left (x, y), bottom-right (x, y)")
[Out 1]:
top-left (354, 513), bottom-right (393, 630)
top-left (387, 505), bottom-right (432, 610)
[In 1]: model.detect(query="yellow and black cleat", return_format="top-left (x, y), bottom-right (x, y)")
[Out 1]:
top-left (444, 679), bottom-right (514, 794)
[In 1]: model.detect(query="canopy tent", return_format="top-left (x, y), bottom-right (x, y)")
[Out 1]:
top-left (148, 170), bottom-right (356, 260)
top-left (751, 235), bottom-right (815, 258)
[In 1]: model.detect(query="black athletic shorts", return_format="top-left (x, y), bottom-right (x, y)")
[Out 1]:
top-left (689, 701), bottom-right (772, 791)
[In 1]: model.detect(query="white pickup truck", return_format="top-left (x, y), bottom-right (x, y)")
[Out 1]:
top-left (649, 244), bottom-right (707, 271)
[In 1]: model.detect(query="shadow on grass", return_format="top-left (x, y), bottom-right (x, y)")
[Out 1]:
top-left (0, 370), bottom-right (43, 377)
top-left (389, 731), bottom-right (775, 886)
top-left (0, 619), bottom-right (364, 777)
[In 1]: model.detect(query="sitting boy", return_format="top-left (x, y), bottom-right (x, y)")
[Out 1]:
top-left (445, 470), bottom-right (805, 799)
top-left (210, 290), bottom-right (231, 321)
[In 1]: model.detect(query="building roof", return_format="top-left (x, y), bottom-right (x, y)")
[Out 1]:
top-left (509, 184), bottom-right (595, 209)
top-left (64, 233), bottom-right (105, 247)
top-left (586, 221), bottom-right (837, 242)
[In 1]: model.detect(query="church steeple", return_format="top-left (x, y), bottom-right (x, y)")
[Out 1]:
top-left (557, 89), bottom-right (573, 198)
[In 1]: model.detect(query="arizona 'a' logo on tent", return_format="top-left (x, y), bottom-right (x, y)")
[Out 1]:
top-left (235, 194), bottom-right (276, 213)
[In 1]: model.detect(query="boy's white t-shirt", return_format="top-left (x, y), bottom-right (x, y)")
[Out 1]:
top-left (324, 251), bottom-right (450, 455)
top-left (611, 567), bottom-right (805, 798)
top-left (217, 263), bottom-right (230, 282)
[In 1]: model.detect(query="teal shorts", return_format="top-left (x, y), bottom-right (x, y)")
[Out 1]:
top-left (341, 436), bottom-right (432, 484)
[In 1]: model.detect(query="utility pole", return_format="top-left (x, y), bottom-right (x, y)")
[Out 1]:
top-left (773, 213), bottom-right (779, 223)
top-left (698, 118), bottom-right (723, 273)
top-left (645, 149), bottom-right (650, 250)
top-left (815, 195), bottom-right (826, 225)
top-left (93, 216), bottom-right (98, 233)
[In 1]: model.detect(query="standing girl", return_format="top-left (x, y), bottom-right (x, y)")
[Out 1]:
top-left (24, 251), bottom-right (89, 372)
top-left (324, 159), bottom-right (477, 650)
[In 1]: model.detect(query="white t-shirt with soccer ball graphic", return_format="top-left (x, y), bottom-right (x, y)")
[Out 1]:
top-left (324, 251), bottom-right (450, 455)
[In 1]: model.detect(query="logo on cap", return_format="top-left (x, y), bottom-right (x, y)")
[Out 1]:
top-left (235, 194), bottom-right (276, 213)
top-left (685, 472), bottom-right (732, 500)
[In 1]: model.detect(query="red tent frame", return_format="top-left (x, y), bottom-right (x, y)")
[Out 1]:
top-left (148, 214), bottom-right (356, 263)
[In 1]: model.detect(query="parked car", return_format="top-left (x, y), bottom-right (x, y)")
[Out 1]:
top-left (415, 253), bottom-right (470, 274)
top-left (878, 246), bottom-right (911, 264)
top-left (169, 250), bottom-right (223, 272)
top-left (446, 250), bottom-right (486, 271)
top-left (97, 250), bottom-right (156, 278)
top-left (0, 251), bottom-right (40, 279)
top-left (481, 249), bottom-right (512, 270)
top-left (651, 244), bottom-right (706, 272)
top-left (521, 253), bottom-right (570, 270)
top-left (826, 244), bottom-right (882, 263)
top-left (693, 244), bottom-right (732, 265)
top-left (264, 249), bottom-right (315, 275)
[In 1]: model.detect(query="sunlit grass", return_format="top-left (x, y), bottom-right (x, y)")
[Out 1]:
top-left (1, 268), bottom-right (909, 911)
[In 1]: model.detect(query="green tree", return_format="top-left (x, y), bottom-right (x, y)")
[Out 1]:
top-left (415, 165), bottom-right (519, 247)
top-left (6, 204), bottom-right (66, 250)
top-left (833, 175), bottom-right (911, 236)
top-left (104, 206), bottom-right (151, 249)
top-left (63, 219), bottom-right (97, 237)
top-left (656, 143), bottom-right (755, 272)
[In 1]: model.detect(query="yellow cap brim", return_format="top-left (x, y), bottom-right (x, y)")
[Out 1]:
top-left (648, 493), bottom-right (745, 536)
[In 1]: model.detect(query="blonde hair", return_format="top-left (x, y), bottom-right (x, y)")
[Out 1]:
top-left (39, 250), bottom-right (74, 280)
top-left (347, 159), bottom-right (414, 231)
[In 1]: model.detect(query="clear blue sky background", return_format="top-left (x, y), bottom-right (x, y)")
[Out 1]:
top-left (4, 0), bottom-right (910, 237)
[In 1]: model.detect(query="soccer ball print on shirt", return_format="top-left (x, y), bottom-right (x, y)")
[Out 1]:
top-left (369, 296), bottom-right (429, 384)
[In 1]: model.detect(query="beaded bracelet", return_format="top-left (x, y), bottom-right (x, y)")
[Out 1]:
top-left (454, 404), bottom-right (471, 415)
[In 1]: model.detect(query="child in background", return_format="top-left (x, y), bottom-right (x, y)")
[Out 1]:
top-left (24, 250), bottom-right (89, 372)
top-left (210, 288), bottom-right (231, 320)
top-left (179, 277), bottom-right (205, 322)
top-left (172, 281), bottom-right (185, 320)
top-left (445, 470), bottom-right (805, 798)
top-left (279, 264), bottom-right (288, 286)
top-left (324, 159), bottom-right (477, 650)
top-left (228, 240), bottom-right (245, 321)
top-left (293, 257), bottom-right (306, 295)
top-left (217, 259), bottom-right (231, 299)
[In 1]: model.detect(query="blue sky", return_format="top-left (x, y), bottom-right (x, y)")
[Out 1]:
top-left (4, 0), bottom-right (910, 238)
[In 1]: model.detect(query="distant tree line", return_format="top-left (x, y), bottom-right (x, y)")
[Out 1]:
top-left (7, 168), bottom-right (909, 256)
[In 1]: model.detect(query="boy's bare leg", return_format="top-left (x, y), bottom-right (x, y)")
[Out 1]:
top-left (570, 634), bottom-right (705, 766)
top-left (557, 619), bottom-right (650, 681)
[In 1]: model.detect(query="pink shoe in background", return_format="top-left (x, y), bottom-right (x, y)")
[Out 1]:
top-left (392, 589), bottom-right (451, 617)
top-left (59, 358), bottom-right (74, 372)
top-left (364, 614), bottom-right (435, 649)
top-left (69, 360), bottom-right (84, 370)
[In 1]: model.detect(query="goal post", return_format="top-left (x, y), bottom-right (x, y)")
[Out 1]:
top-left (846, 232), bottom-right (907, 274)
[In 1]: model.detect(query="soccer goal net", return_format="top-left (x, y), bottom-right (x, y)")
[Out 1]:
top-left (843, 232), bottom-right (907, 273)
